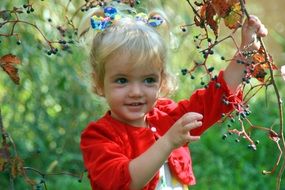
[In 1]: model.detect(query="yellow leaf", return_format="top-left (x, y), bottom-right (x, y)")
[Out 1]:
top-left (223, 3), bottom-right (243, 29)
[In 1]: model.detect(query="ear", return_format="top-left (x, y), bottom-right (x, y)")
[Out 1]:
top-left (97, 87), bottom-right (105, 97)
top-left (92, 72), bottom-right (105, 96)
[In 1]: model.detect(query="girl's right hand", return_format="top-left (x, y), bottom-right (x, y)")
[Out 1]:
top-left (163, 112), bottom-right (203, 150)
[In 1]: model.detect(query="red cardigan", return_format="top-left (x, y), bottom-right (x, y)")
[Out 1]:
top-left (80, 71), bottom-right (242, 190)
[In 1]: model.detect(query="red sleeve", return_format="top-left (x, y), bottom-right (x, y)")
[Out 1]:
top-left (80, 122), bottom-right (131, 189)
top-left (178, 70), bottom-right (242, 135)
top-left (149, 71), bottom-right (242, 136)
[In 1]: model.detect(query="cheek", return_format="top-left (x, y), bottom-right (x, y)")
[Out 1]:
top-left (105, 87), bottom-right (124, 102)
top-left (105, 93), bottom-right (120, 108)
top-left (147, 87), bottom-right (160, 99)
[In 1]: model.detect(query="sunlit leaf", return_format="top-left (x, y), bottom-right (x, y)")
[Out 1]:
top-left (223, 3), bottom-right (243, 29)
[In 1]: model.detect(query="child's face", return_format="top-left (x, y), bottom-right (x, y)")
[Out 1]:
top-left (102, 53), bottom-right (162, 127)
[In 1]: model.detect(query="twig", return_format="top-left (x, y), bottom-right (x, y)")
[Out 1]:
top-left (240, 0), bottom-right (285, 189)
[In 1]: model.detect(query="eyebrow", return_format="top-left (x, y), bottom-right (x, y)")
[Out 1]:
top-left (109, 73), bottom-right (160, 80)
top-left (143, 74), bottom-right (160, 78)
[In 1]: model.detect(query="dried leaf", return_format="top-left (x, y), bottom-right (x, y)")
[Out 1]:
top-left (194, 4), bottom-right (206, 27)
top-left (269, 130), bottom-right (280, 142)
top-left (211, 0), bottom-right (244, 30)
top-left (251, 64), bottom-right (267, 82)
top-left (11, 156), bottom-right (24, 178)
top-left (194, 15), bottom-right (202, 27)
top-left (200, 4), bottom-right (207, 19)
top-left (250, 47), bottom-right (277, 82)
top-left (0, 54), bottom-right (21, 85)
top-left (252, 48), bottom-right (276, 69)
top-left (205, 3), bottom-right (219, 37)
top-left (211, 0), bottom-right (232, 17)
top-left (0, 54), bottom-right (21, 64)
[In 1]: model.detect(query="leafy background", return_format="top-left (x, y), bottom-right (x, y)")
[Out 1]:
top-left (0, 0), bottom-right (285, 189)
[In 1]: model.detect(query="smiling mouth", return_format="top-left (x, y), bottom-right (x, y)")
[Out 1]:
top-left (126, 102), bottom-right (145, 106)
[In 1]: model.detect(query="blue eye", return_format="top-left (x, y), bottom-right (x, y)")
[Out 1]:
top-left (144, 77), bottom-right (156, 84)
top-left (115, 78), bottom-right (128, 84)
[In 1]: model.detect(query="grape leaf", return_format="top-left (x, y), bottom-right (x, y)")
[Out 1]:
top-left (194, 2), bottom-right (219, 37)
top-left (223, 2), bottom-right (243, 29)
top-left (206, 3), bottom-right (219, 37)
top-left (251, 48), bottom-right (277, 82)
top-left (211, 0), bottom-right (232, 17)
top-left (211, 0), bottom-right (244, 30)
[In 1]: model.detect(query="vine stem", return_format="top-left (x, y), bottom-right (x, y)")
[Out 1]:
top-left (23, 167), bottom-right (84, 178)
top-left (259, 37), bottom-right (285, 190)
top-left (240, 0), bottom-right (285, 189)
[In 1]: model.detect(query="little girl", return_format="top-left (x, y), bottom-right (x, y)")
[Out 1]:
top-left (79, 4), bottom-right (267, 190)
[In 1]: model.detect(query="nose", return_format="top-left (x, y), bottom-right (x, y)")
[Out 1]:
top-left (128, 82), bottom-right (143, 98)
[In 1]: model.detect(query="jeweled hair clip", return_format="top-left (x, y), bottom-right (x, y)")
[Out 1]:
top-left (90, 6), bottom-right (164, 31)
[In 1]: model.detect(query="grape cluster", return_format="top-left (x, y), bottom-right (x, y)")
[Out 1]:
top-left (23, 4), bottom-right (34, 14)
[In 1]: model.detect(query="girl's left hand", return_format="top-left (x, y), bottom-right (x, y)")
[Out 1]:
top-left (240, 15), bottom-right (268, 51)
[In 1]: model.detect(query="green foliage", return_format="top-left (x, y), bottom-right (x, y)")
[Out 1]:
top-left (0, 0), bottom-right (284, 190)
top-left (0, 0), bottom-right (107, 189)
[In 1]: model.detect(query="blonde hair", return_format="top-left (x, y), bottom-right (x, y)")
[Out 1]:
top-left (79, 6), bottom-right (176, 97)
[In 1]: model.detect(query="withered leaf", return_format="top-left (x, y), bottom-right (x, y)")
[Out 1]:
top-left (0, 54), bottom-right (21, 85)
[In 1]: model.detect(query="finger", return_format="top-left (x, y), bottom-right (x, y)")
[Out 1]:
top-left (245, 16), bottom-right (260, 32)
top-left (248, 15), bottom-right (260, 26)
top-left (247, 15), bottom-right (267, 36)
top-left (257, 24), bottom-right (268, 37)
top-left (180, 112), bottom-right (203, 126)
top-left (184, 120), bottom-right (202, 131)
top-left (187, 135), bottom-right (200, 143)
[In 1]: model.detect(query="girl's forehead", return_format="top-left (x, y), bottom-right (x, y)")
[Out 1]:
top-left (105, 51), bottom-right (162, 73)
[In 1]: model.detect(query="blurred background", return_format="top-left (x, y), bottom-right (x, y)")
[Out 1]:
top-left (0, 0), bottom-right (284, 189)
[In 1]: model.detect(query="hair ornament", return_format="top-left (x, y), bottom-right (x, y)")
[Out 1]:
top-left (147, 15), bottom-right (164, 27)
top-left (90, 5), bottom-right (164, 32)
top-left (90, 6), bottom-right (121, 31)
top-left (104, 6), bottom-right (118, 19)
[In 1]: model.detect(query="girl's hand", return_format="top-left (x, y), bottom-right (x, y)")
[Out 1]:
top-left (163, 112), bottom-right (203, 150)
top-left (241, 15), bottom-right (268, 51)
